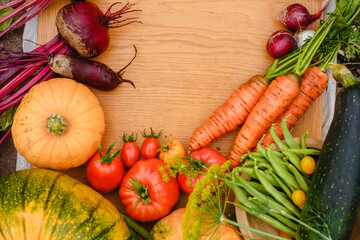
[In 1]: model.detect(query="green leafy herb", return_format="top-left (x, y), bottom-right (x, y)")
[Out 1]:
top-left (0, 7), bottom-right (14, 31)
top-left (0, 104), bottom-right (18, 132)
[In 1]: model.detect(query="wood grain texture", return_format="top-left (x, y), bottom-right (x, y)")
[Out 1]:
top-left (37, 0), bottom-right (334, 236)
top-left (38, 0), bottom-right (323, 155)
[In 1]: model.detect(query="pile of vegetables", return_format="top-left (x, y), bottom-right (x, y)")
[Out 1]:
top-left (189, 0), bottom-right (360, 169)
top-left (0, 1), bottom-right (141, 145)
top-left (2, 0), bottom-right (360, 239)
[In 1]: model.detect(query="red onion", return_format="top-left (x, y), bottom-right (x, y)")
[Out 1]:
top-left (266, 30), bottom-right (295, 59)
top-left (278, 1), bottom-right (329, 32)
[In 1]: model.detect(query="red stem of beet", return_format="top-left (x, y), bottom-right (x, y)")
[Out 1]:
top-left (0, 0), bottom-right (24, 12)
top-left (0, 35), bottom-right (60, 87)
top-left (0, 37), bottom-right (68, 100)
top-left (0, 128), bottom-right (11, 146)
top-left (0, 46), bottom-right (71, 111)
top-left (0, 0), bottom-right (52, 37)
top-left (100, 2), bottom-right (142, 28)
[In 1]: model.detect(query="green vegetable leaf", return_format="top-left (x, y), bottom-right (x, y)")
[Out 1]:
top-left (0, 7), bottom-right (14, 32)
top-left (0, 104), bottom-right (18, 132)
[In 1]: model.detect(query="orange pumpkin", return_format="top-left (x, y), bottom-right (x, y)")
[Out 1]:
top-left (12, 78), bottom-right (105, 170)
top-left (149, 208), bottom-right (243, 240)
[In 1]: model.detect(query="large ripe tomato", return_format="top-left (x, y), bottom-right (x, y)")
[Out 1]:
top-left (119, 158), bottom-right (179, 222)
top-left (178, 147), bottom-right (227, 194)
top-left (86, 142), bottom-right (124, 193)
top-left (140, 128), bottom-right (162, 159)
top-left (121, 133), bottom-right (140, 168)
top-left (158, 136), bottom-right (186, 164)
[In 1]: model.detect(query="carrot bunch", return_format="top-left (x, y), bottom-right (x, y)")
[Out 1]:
top-left (188, 2), bottom-right (355, 168)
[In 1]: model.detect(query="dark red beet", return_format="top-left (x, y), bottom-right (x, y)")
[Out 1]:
top-left (56, 2), bottom-right (140, 58)
top-left (48, 47), bottom-right (137, 91)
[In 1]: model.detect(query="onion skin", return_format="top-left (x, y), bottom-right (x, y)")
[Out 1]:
top-left (56, 2), bottom-right (110, 58)
top-left (266, 30), bottom-right (295, 59)
top-left (278, 3), bottom-right (325, 32)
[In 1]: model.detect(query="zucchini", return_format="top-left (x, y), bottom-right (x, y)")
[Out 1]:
top-left (297, 64), bottom-right (360, 240)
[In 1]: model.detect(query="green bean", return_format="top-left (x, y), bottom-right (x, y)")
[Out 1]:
top-left (257, 137), bottom-right (267, 156)
top-left (121, 213), bottom-right (150, 240)
top-left (234, 174), bottom-right (293, 217)
top-left (233, 167), bottom-right (280, 187)
top-left (270, 171), bottom-right (293, 199)
top-left (248, 151), bottom-right (265, 158)
top-left (254, 170), bottom-right (289, 200)
top-left (285, 148), bottom-right (321, 155)
top-left (254, 165), bottom-right (301, 218)
top-left (287, 163), bottom-right (309, 192)
top-left (233, 187), bottom-right (297, 238)
top-left (246, 181), bottom-right (271, 196)
top-left (266, 149), bottom-right (300, 190)
top-left (246, 160), bottom-right (272, 170)
top-left (269, 124), bottom-right (289, 150)
top-left (241, 152), bottom-right (249, 161)
top-left (248, 155), bottom-right (267, 162)
top-left (250, 198), bottom-right (299, 230)
top-left (281, 117), bottom-right (301, 152)
top-left (128, 227), bottom-right (139, 240)
top-left (300, 130), bottom-right (309, 156)
top-left (272, 150), bottom-right (285, 158)
top-left (282, 150), bottom-right (303, 174)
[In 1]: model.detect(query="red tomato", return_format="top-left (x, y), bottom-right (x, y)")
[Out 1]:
top-left (86, 142), bottom-right (124, 193)
top-left (141, 128), bottom-right (162, 159)
top-left (158, 136), bottom-right (186, 164)
top-left (119, 158), bottom-right (179, 222)
top-left (121, 133), bottom-right (140, 168)
top-left (178, 147), bottom-right (227, 194)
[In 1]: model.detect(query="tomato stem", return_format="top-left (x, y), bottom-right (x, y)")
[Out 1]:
top-left (158, 135), bottom-right (172, 152)
top-left (123, 132), bottom-right (137, 142)
top-left (142, 127), bottom-right (162, 139)
top-left (96, 141), bottom-right (122, 164)
top-left (127, 176), bottom-right (151, 207)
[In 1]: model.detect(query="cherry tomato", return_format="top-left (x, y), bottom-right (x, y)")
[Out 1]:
top-left (86, 142), bottom-right (124, 193)
top-left (121, 133), bottom-right (140, 168)
top-left (300, 156), bottom-right (316, 175)
top-left (158, 136), bottom-right (186, 164)
top-left (292, 189), bottom-right (306, 208)
top-left (119, 158), bottom-right (179, 222)
top-left (178, 147), bottom-right (227, 194)
top-left (141, 128), bottom-right (162, 159)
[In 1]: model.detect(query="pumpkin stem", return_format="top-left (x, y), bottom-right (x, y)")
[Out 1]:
top-left (127, 176), bottom-right (152, 207)
top-left (97, 141), bottom-right (122, 164)
top-left (46, 114), bottom-right (69, 136)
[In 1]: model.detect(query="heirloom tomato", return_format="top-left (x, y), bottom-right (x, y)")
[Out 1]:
top-left (158, 136), bottom-right (186, 164)
top-left (119, 158), bottom-right (179, 222)
top-left (178, 147), bottom-right (227, 194)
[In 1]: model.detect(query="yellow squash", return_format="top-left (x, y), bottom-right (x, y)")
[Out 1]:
top-left (12, 78), bottom-right (105, 170)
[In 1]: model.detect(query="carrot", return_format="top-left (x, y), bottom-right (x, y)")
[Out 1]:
top-left (261, 66), bottom-right (329, 147)
top-left (228, 72), bottom-right (301, 168)
top-left (188, 75), bottom-right (269, 151)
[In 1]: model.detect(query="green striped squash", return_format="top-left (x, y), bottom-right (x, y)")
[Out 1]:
top-left (0, 168), bottom-right (131, 240)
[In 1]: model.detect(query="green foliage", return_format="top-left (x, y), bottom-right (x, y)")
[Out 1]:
top-left (0, 7), bottom-right (14, 31)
